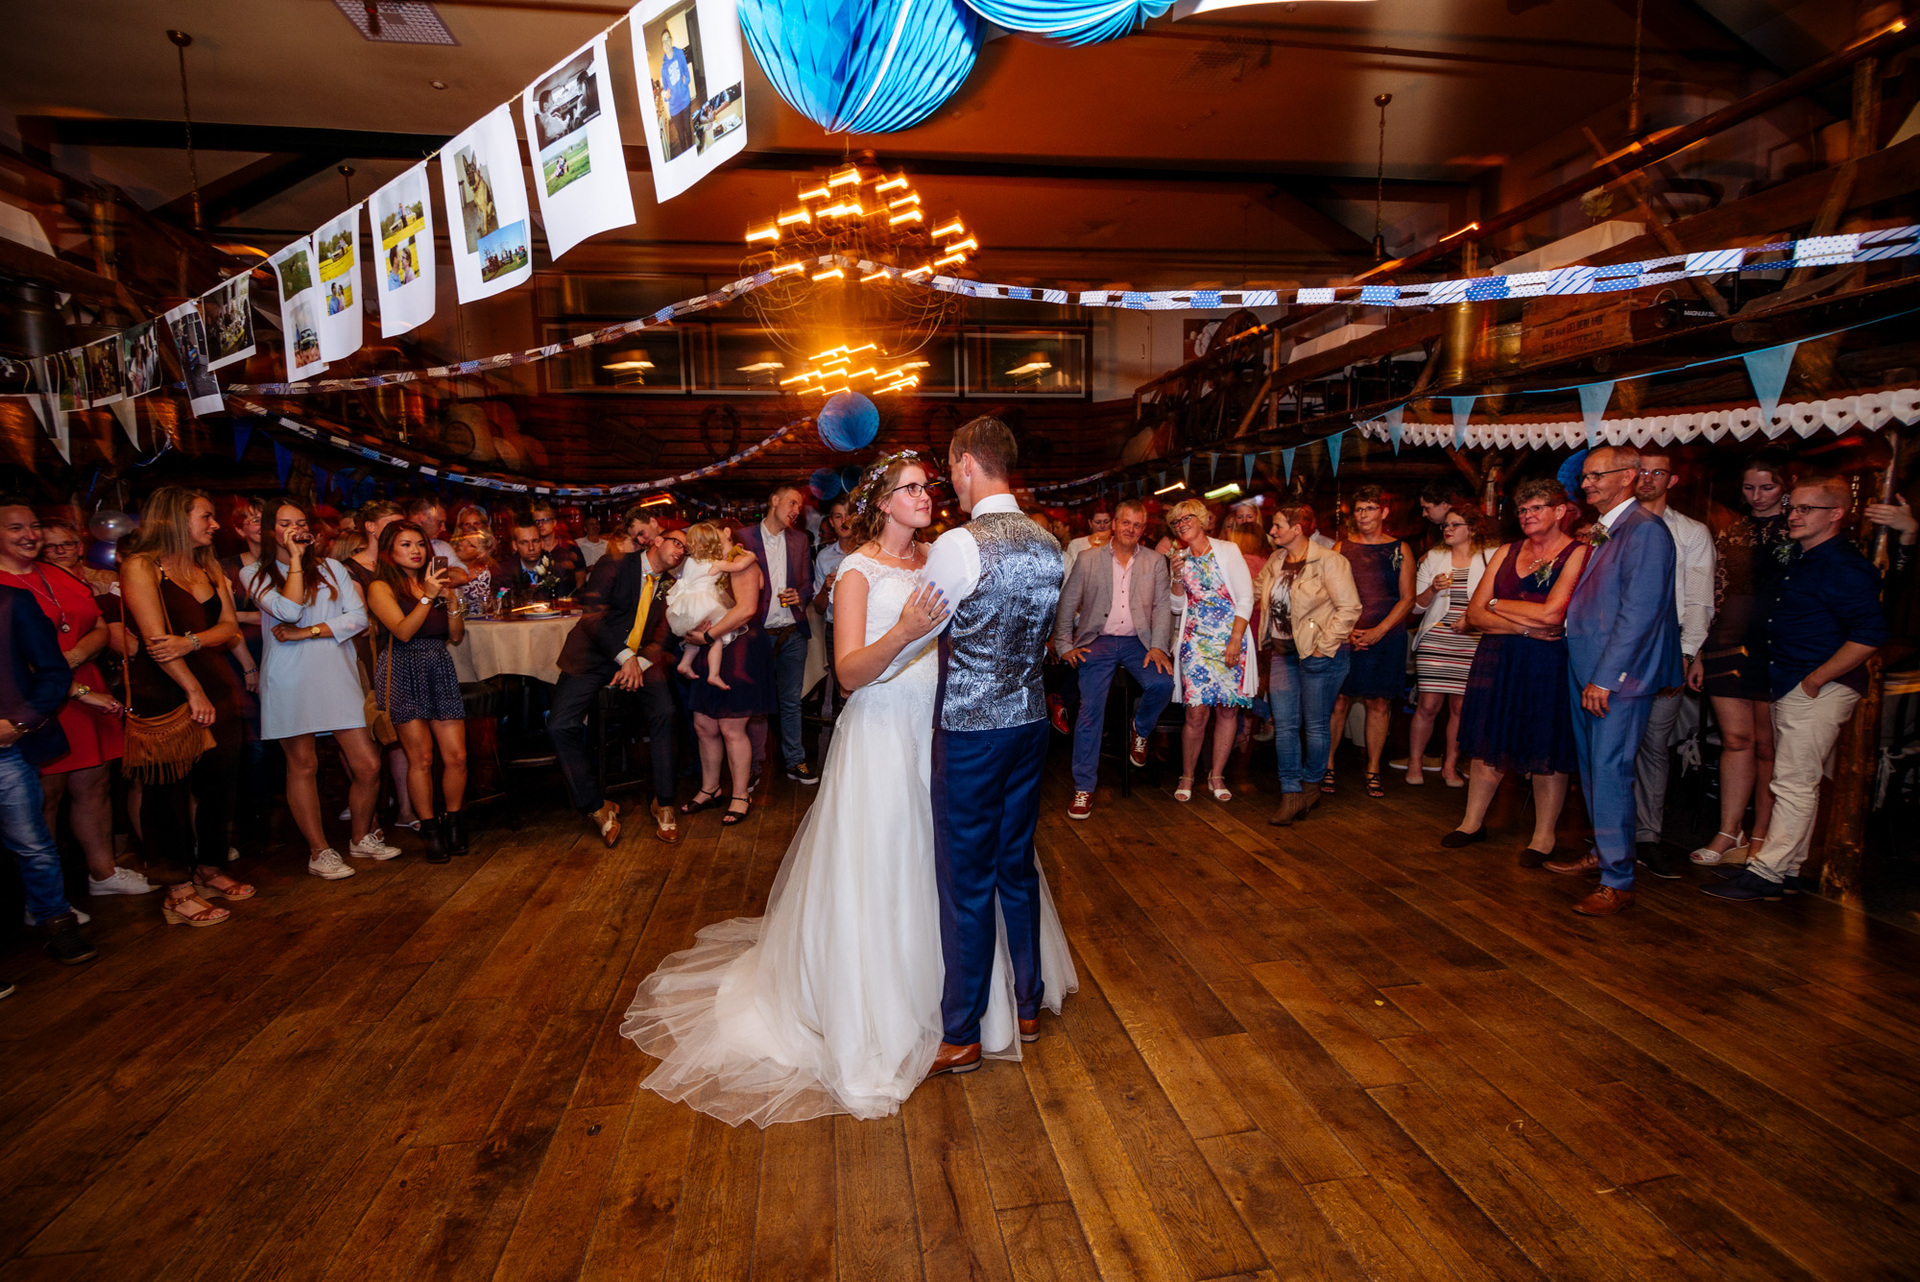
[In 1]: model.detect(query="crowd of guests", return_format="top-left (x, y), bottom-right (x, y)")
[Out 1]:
top-left (2, 445), bottom-right (1914, 994)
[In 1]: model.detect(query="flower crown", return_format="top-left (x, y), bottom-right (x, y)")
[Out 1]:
top-left (849, 450), bottom-right (936, 518)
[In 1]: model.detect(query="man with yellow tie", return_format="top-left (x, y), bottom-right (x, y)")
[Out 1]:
top-left (552, 517), bottom-right (691, 846)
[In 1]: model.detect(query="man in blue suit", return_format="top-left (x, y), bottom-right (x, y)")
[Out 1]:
top-left (1545, 445), bottom-right (1681, 916)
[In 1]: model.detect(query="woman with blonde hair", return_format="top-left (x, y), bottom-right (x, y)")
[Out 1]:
top-left (120, 486), bottom-right (254, 926)
top-left (1166, 498), bottom-right (1256, 802)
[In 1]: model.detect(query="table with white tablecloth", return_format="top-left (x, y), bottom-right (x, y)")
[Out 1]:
top-left (450, 616), bottom-right (575, 686)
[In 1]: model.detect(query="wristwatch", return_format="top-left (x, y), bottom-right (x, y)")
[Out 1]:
top-left (186, 631), bottom-right (202, 651)
top-left (71, 684), bottom-right (92, 699)
top-left (418, 595), bottom-right (435, 607)
top-left (309, 624), bottom-right (323, 638)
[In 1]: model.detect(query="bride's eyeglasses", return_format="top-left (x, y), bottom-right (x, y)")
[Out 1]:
top-left (888, 480), bottom-right (942, 499)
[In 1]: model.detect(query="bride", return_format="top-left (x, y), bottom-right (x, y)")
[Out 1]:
top-left (620, 452), bottom-right (1077, 1126)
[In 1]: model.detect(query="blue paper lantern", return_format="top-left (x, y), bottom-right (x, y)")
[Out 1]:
top-left (961, 0), bottom-right (1169, 45)
top-left (740, 0), bottom-right (983, 134)
top-left (810, 467), bottom-right (846, 500)
top-left (817, 391), bottom-right (880, 452)
top-left (839, 464), bottom-right (865, 492)
top-left (1557, 448), bottom-right (1589, 501)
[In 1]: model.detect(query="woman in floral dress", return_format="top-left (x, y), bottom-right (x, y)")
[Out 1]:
top-left (1167, 499), bottom-right (1257, 803)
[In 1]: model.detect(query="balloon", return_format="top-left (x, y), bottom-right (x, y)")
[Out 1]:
top-left (809, 467), bottom-right (845, 501)
top-left (1556, 449), bottom-right (1589, 501)
top-left (817, 392), bottom-right (880, 452)
top-left (85, 540), bottom-right (120, 571)
top-left (89, 510), bottom-right (137, 542)
top-left (839, 464), bottom-right (864, 493)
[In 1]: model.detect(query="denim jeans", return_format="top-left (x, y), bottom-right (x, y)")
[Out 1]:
top-left (1270, 650), bottom-right (1349, 793)
top-left (0, 746), bottom-right (69, 924)
top-left (768, 625), bottom-right (808, 768)
top-left (1069, 634), bottom-right (1176, 791)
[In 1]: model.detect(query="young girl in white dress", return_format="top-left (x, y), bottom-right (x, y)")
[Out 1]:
top-left (622, 452), bottom-right (1077, 1126)
top-left (671, 522), bottom-right (758, 688)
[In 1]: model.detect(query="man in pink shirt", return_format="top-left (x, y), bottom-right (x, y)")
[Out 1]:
top-left (1050, 500), bottom-right (1175, 819)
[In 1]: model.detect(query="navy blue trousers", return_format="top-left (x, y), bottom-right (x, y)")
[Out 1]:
top-left (932, 718), bottom-right (1049, 1046)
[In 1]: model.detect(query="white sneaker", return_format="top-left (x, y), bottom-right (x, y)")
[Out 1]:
top-left (349, 829), bottom-right (402, 861)
top-left (308, 849), bottom-right (356, 880)
top-left (24, 906), bottom-right (91, 926)
top-left (89, 867), bottom-right (156, 896)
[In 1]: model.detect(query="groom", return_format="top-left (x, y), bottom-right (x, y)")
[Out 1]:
top-left (922, 416), bottom-right (1064, 1076)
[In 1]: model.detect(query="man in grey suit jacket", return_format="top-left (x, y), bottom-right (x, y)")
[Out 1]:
top-left (1052, 500), bottom-right (1175, 819)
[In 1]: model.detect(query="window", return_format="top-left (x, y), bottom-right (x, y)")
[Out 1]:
top-left (967, 330), bottom-right (1086, 398)
top-left (543, 323), bottom-right (687, 393)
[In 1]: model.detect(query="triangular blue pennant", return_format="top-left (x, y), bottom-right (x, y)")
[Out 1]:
top-left (1327, 433), bottom-right (1343, 475)
top-left (272, 441), bottom-right (293, 487)
top-left (1208, 453), bottom-right (1220, 485)
top-left (1578, 381), bottom-right (1615, 448)
top-left (233, 420), bottom-right (253, 462)
top-left (1281, 447), bottom-right (1295, 482)
top-left (1743, 342), bottom-right (1799, 424)
top-left (1243, 454), bottom-right (1256, 488)
top-left (1181, 456), bottom-right (1190, 485)
top-left (312, 465), bottom-right (332, 499)
top-left (1385, 403), bottom-right (1405, 455)
top-left (1450, 396), bottom-right (1476, 449)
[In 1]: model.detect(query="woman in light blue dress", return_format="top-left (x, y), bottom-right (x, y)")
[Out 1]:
top-left (241, 499), bottom-right (399, 879)
top-left (1167, 499), bottom-right (1256, 804)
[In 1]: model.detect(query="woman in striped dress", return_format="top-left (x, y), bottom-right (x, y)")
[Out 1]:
top-left (1406, 507), bottom-right (1496, 786)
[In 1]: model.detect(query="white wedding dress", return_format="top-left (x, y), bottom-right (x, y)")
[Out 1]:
top-left (620, 552), bottom-right (1077, 1126)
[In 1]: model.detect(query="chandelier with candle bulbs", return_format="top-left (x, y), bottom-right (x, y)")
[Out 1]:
top-left (741, 161), bottom-right (975, 397)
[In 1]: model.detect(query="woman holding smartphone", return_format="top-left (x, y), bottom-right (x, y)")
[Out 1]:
top-left (241, 499), bottom-right (400, 879)
top-left (365, 521), bottom-right (469, 862)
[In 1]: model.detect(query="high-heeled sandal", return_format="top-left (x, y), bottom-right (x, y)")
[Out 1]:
top-left (193, 872), bottom-right (256, 901)
top-left (679, 787), bottom-right (724, 816)
top-left (162, 890), bottom-right (229, 927)
top-left (721, 796), bottom-right (753, 826)
top-left (1174, 775), bottom-right (1194, 802)
top-left (1319, 768), bottom-right (1337, 795)
top-left (1207, 774), bottom-right (1232, 803)
top-left (1689, 830), bottom-right (1748, 865)
top-left (1364, 772), bottom-right (1386, 799)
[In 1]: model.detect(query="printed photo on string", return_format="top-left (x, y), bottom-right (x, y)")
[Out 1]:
top-left (317, 225), bottom-right (355, 314)
top-left (203, 275), bottom-right (256, 371)
top-left (82, 336), bottom-right (124, 406)
top-left (478, 220), bottom-right (530, 283)
top-left (289, 300), bottom-right (323, 373)
top-left (696, 82), bottom-right (744, 151)
top-left (532, 46), bottom-right (599, 196)
top-left (454, 144), bottom-right (501, 253)
top-left (51, 347), bottom-right (84, 414)
top-left (276, 247), bottom-right (315, 302)
top-left (644, 2), bottom-right (706, 162)
top-left (164, 305), bottom-right (220, 406)
top-left (118, 320), bottom-right (163, 399)
top-left (379, 174), bottom-right (427, 247)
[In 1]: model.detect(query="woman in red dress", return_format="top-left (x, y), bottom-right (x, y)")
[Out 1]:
top-left (0, 504), bottom-right (143, 899)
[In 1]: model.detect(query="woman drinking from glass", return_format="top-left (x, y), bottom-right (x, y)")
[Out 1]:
top-left (242, 499), bottom-right (399, 879)
top-left (1406, 505), bottom-right (1497, 788)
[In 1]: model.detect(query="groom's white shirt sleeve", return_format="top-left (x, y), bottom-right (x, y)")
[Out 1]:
top-left (880, 493), bottom-right (1021, 681)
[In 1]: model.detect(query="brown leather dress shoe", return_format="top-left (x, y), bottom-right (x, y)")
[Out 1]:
top-left (588, 800), bottom-right (622, 848)
top-left (1573, 886), bottom-right (1635, 916)
top-left (1544, 851), bottom-right (1599, 877)
top-left (928, 1041), bottom-right (982, 1077)
top-left (1018, 1017), bottom-right (1039, 1043)
top-left (649, 799), bottom-right (681, 844)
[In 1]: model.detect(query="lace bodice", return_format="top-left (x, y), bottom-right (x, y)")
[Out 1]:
top-left (834, 551), bottom-right (938, 695)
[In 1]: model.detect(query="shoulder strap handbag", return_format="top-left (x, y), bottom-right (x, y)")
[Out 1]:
top-left (123, 564), bottom-right (217, 783)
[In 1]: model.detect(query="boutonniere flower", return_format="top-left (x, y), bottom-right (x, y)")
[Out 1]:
top-left (1772, 540), bottom-right (1796, 565)
top-left (1528, 561), bottom-right (1556, 589)
top-left (1580, 522), bottom-right (1610, 548)
top-left (1390, 544), bottom-right (1404, 571)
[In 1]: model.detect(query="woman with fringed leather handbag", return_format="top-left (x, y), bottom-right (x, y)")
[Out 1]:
top-left (119, 487), bottom-right (256, 927)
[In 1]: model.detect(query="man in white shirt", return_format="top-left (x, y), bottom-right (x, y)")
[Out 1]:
top-left (813, 497), bottom-right (860, 709)
top-left (739, 485), bottom-right (817, 784)
top-left (1629, 450), bottom-right (1716, 879)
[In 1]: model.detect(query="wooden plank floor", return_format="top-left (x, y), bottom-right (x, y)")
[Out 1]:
top-left (6, 751), bottom-right (1920, 1281)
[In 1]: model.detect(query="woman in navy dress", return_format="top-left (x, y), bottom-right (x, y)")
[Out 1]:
top-left (1330, 486), bottom-right (1415, 799)
top-left (1447, 479), bottom-right (1591, 864)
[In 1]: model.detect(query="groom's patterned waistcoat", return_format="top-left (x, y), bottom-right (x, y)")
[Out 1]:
top-left (939, 512), bottom-right (1062, 733)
